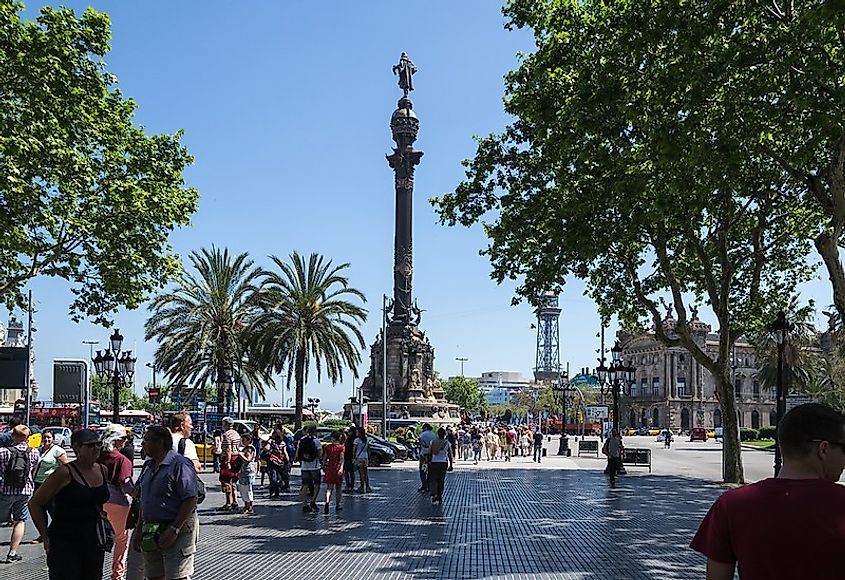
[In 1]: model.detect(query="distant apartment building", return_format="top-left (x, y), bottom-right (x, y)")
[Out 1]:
top-left (471, 371), bottom-right (533, 405)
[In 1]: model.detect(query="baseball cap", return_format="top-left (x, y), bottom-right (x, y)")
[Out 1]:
top-left (222, 416), bottom-right (234, 425)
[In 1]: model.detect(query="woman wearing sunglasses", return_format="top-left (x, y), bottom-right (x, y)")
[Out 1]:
top-left (30, 428), bottom-right (110, 580)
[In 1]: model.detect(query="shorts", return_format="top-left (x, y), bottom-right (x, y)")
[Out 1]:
top-left (301, 469), bottom-right (321, 488)
top-left (0, 493), bottom-right (30, 522)
top-left (239, 483), bottom-right (254, 503)
top-left (355, 458), bottom-right (368, 469)
top-left (143, 512), bottom-right (199, 580)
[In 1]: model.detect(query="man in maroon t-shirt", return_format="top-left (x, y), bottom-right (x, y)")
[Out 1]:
top-left (690, 403), bottom-right (845, 579)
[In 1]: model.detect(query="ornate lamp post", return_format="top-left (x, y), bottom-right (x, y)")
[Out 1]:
top-left (92, 329), bottom-right (136, 423)
top-left (306, 397), bottom-right (321, 420)
top-left (768, 310), bottom-right (792, 476)
top-left (602, 341), bottom-right (636, 434)
top-left (553, 369), bottom-right (571, 455)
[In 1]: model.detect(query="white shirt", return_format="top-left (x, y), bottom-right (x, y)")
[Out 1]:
top-left (418, 430), bottom-right (437, 455)
top-left (299, 436), bottom-right (322, 471)
top-left (353, 437), bottom-right (369, 461)
top-left (431, 440), bottom-right (451, 463)
top-left (171, 432), bottom-right (198, 461)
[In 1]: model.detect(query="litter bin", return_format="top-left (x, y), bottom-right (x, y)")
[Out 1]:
top-left (542, 448), bottom-right (547, 457)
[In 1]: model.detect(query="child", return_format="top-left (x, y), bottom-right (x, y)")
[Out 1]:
top-left (238, 433), bottom-right (257, 514)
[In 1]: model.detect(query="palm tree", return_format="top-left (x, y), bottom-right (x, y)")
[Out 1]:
top-left (145, 246), bottom-right (273, 408)
top-left (250, 252), bottom-right (367, 429)
top-left (751, 298), bottom-right (817, 397)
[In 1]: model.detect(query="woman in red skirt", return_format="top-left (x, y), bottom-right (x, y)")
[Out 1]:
top-left (322, 430), bottom-right (346, 513)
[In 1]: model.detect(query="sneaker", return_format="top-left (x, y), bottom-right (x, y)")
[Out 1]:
top-left (365, 486), bottom-right (373, 493)
top-left (217, 504), bottom-right (232, 511)
top-left (302, 504), bottom-right (312, 513)
top-left (335, 504), bottom-right (343, 511)
top-left (5, 553), bottom-right (22, 563)
top-left (310, 501), bottom-right (319, 511)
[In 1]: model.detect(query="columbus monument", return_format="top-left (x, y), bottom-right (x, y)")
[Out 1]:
top-left (360, 54), bottom-right (459, 428)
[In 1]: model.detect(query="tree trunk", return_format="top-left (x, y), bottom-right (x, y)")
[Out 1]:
top-left (815, 231), bottom-right (845, 326)
top-left (715, 371), bottom-right (745, 484)
top-left (294, 348), bottom-right (305, 431)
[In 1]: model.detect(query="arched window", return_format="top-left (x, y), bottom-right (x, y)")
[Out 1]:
top-left (751, 410), bottom-right (760, 429)
top-left (713, 408), bottom-right (722, 428)
top-left (770, 410), bottom-right (778, 426)
top-left (681, 408), bottom-right (691, 430)
top-left (641, 408), bottom-right (647, 427)
top-left (652, 407), bottom-right (660, 427)
top-left (629, 409), bottom-right (636, 428)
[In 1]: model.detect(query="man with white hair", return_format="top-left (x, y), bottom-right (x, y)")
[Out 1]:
top-left (169, 412), bottom-right (201, 473)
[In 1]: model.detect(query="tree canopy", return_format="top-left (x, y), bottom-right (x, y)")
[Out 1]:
top-left (442, 375), bottom-right (489, 412)
top-left (0, 4), bottom-right (198, 322)
top-left (430, 0), bottom-right (834, 482)
top-left (249, 252), bottom-right (367, 430)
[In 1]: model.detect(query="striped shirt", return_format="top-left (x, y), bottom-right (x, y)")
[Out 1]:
top-left (221, 429), bottom-right (240, 459)
top-left (0, 442), bottom-right (39, 496)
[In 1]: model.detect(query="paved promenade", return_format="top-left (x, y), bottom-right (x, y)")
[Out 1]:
top-left (5, 442), bottom-right (725, 580)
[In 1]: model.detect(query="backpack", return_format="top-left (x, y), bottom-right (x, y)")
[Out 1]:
top-left (3, 447), bottom-right (30, 489)
top-left (177, 437), bottom-right (206, 504)
top-left (298, 436), bottom-right (318, 463)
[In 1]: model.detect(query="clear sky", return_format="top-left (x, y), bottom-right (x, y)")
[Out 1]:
top-left (14, 1), bottom-right (834, 412)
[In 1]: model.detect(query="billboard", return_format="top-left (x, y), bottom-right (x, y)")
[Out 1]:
top-left (53, 360), bottom-right (87, 404)
top-left (0, 347), bottom-right (27, 389)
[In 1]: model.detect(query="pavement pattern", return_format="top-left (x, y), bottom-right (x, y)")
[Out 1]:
top-left (4, 450), bottom-right (723, 580)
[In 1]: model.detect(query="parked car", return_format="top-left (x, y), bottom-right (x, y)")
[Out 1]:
top-left (307, 428), bottom-right (395, 466)
top-left (231, 420), bottom-right (270, 442)
top-left (368, 433), bottom-right (408, 461)
top-left (689, 427), bottom-right (708, 442)
top-left (43, 426), bottom-right (72, 447)
top-left (714, 427), bottom-right (723, 440)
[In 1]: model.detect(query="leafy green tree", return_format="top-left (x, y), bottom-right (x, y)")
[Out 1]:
top-left (443, 376), bottom-right (489, 413)
top-left (0, 5), bottom-right (198, 323)
top-left (249, 252), bottom-right (367, 430)
top-left (145, 247), bottom-right (273, 406)
top-left (432, 0), bottom-right (820, 483)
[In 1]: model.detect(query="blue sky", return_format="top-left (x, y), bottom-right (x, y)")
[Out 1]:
top-left (15, 1), bottom-right (833, 411)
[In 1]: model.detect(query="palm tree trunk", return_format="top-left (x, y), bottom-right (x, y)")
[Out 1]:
top-left (294, 348), bottom-right (306, 430)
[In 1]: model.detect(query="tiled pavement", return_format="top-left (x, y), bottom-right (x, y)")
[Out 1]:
top-left (5, 456), bottom-right (722, 579)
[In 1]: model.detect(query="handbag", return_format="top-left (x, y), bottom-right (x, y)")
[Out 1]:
top-left (96, 511), bottom-right (116, 552)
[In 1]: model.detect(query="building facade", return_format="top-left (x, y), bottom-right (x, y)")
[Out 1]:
top-left (458, 371), bottom-right (533, 405)
top-left (619, 313), bottom-right (775, 432)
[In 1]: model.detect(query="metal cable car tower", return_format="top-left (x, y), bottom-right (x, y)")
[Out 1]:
top-left (534, 292), bottom-right (561, 382)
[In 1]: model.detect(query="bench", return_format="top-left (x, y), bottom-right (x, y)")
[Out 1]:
top-left (578, 439), bottom-right (600, 457)
top-left (621, 448), bottom-right (652, 472)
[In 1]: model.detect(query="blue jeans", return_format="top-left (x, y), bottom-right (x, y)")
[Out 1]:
top-left (533, 444), bottom-right (543, 462)
top-left (267, 462), bottom-right (283, 496)
top-left (343, 459), bottom-right (355, 489)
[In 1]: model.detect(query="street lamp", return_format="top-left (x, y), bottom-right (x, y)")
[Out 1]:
top-left (92, 329), bottom-right (136, 423)
top-left (306, 397), bottom-right (321, 419)
top-left (768, 310), bottom-right (793, 476)
top-left (603, 341), bottom-right (636, 434)
top-left (553, 370), bottom-right (572, 455)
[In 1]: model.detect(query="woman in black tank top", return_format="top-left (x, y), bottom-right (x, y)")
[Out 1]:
top-left (30, 429), bottom-right (110, 580)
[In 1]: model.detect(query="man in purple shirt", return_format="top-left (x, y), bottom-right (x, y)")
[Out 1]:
top-left (0, 425), bottom-right (39, 564)
top-left (132, 425), bottom-right (198, 580)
